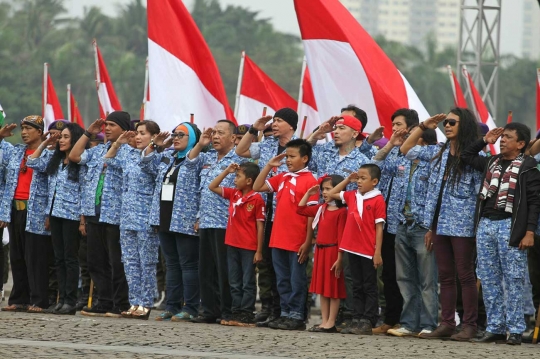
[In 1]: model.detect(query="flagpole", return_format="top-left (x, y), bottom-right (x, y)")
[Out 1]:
top-left (67, 84), bottom-right (72, 123)
top-left (143, 57), bottom-right (149, 120)
top-left (233, 51), bottom-right (245, 119)
top-left (297, 57), bottom-right (307, 113)
top-left (43, 63), bottom-right (48, 119)
top-left (92, 39), bottom-right (103, 117)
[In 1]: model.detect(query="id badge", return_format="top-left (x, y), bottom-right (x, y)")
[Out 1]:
top-left (161, 183), bottom-right (174, 201)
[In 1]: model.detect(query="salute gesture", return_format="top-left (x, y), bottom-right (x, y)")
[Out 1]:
top-left (389, 129), bottom-right (408, 147)
top-left (41, 131), bottom-right (61, 147)
top-left (367, 126), bottom-right (385, 144)
top-left (251, 115), bottom-right (273, 131)
top-left (224, 163), bottom-right (240, 174)
top-left (153, 131), bottom-right (171, 146)
top-left (305, 184), bottom-right (320, 197)
top-left (115, 131), bottom-right (136, 145)
top-left (267, 153), bottom-right (286, 168)
top-left (87, 119), bottom-right (106, 135)
top-left (198, 128), bottom-right (213, 147)
top-left (0, 123), bottom-right (17, 139)
top-left (484, 127), bottom-right (504, 144)
top-left (420, 113), bottom-right (446, 130)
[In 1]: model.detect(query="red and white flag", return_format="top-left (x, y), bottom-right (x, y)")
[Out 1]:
top-left (67, 84), bottom-right (85, 128)
top-left (536, 68), bottom-right (540, 131)
top-left (447, 66), bottom-right (468, 108)
top-left (462, 66), bottom-right (499, 154)
top-left (93, 40), bottom-right (122, 119)
top-left (297, 59), bottom-right (323, 139)
top-left (140, 57), bottom-right (150, 120)
top-left (148, 0), bottom-right (234, 130)
top-left (234, 52), bottom-right (296, 124)
top-left (43, 63), bottom-right (65, 129)
top-left (294, 0), bottom-right (436, 140)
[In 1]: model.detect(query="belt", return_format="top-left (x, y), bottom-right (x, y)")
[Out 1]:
top-left (13, 200), bottom-right (28, 211)
top-left (482, 213), bottom-right (511, 221)
top-left (316, 243), bottom-right (337, 248)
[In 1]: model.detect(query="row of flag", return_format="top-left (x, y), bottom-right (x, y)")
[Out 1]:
top-left (3, 0), bottom-right (539, 149)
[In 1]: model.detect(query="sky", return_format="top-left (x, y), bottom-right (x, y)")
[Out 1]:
top-left (63, 0), bottom-right (526, 57)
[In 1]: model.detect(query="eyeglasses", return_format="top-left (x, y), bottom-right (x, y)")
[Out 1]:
top-left (443, 119), bottom-right (459, 127)
top-left (171, 133), bottom-right (188, 139)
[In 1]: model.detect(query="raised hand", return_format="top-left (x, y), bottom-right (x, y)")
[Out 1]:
top-left (252, 115), bottom-right (273, 131)
top-left (87, 119), bottom-right (105, 135)
top-left (367, 126), bottom-right (385, 144)
top-left (153, 131), bottom-right (170, 146)
top-left (43, 132), bottom-right (61, 146)
top-left (116, 131), bottom-right (136, 145)
top-left (347, 172), bottom-right (359, 183)
top-left (306, 184), bottom-right (320, 197)
top-left (198, 128), bottom-right (213, 147)
top-left (225, 163), bottom-right (240, 173)
top-left (267, 153), bottom-right (286, 167)
top-left (318, 116), bottom-right (340, 134)
top-left (422, 114), bottom-right (446, 130)
top-left (389, 129), bottom-right (408, 146)
top-left (485, 127), bottom-right (504, 144)
top-left (0, 124), bottom-right (17, 139)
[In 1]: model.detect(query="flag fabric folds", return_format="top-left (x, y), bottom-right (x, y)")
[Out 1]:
top-left (447, 66), bottom-right (468, 108)
top-left (43, 63), bottom-right (65, 129)
top-left (297, 62), bottom-right (323, 139)
top-left (235, 52), bottom-right (296, 124)
top-left (93, 40), bottom-right (122, 119)
top-left (140, 57), bottom-right (150, 121)
top-left (148, 0), bottom-right (235, 130)
top-left (293, 0), bottom-right (432, 140)
top-left (67, 84), bottom-right (85, 129)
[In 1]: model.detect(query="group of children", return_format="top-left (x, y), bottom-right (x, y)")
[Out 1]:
top-left (212, 138), bottom-right (385, 332)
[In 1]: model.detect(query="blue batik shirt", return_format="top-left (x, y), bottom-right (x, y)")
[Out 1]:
top-left (0, 140), bottom-right (13, 220)
top-left (185, 147), bottom-right (243, 229)
top-left (407, 144), bottom-right (483, 237)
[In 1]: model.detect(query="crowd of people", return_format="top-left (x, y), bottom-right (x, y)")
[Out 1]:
top-left (0, 105), bottom-right (539, 347)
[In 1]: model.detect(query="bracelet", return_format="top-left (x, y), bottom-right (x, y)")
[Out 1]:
top-left (149, 140), bottom-right (158, 149)
top-left (84, 130), bottom-right (92, 138)
top-left (419, 122), bottom-right (426, 131)
top-left (248, 126), bottom-right (259, 136)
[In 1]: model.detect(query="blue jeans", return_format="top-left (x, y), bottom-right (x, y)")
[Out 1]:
top-left (159, 231), bottom-right (200, 316)
top-left (395, 224), bottom-right (438, 332)
top-left (477, 217), bottom-right (527, 334)
top-left (227, 246), bottom-right (256, 313)
top-left (272, 248), bottom-right (307, 320)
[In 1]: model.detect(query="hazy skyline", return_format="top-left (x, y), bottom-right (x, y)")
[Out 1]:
top-left (63, 0), bottom-right (530, 57)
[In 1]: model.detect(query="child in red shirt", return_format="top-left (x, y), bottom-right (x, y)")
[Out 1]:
top-left (328, 164), bottom-right (386, 336)
top-left (209, 161), bottom-right (265, 327)
top-left (253, 139), bottom-right (318, 331)
top-left (297, 174), bottom-right (347, 333)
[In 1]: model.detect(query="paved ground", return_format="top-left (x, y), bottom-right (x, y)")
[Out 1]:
top-left (0, 308), bottom-right (538, 359)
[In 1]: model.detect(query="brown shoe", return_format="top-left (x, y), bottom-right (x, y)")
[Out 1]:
top-left (1, 304), bottom-right (29, 312)
top-left (372, 323), bottom-right (399, 335)
top-left (451, 326), bottom-right (477, 341)
top-left (418, 325), bottom-right (455, 339)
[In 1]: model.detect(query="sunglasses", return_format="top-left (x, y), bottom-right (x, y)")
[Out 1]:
top-left (443, 119), bottom-right (459, 127)
top-left (171, 133), bottom-right (188, 139)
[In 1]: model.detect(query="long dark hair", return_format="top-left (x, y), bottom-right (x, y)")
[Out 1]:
top-left (432, 107), bottom-right (479, 186)
top-left (46, 123), bottom-right (84, 182)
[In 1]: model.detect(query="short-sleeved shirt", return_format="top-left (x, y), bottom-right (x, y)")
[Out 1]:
top-left (222, 188), bottom-right (265, 251)
top-left (339, 190), bottom-right (386, 259)
top-left (265, 170), bottom-right (318, 252)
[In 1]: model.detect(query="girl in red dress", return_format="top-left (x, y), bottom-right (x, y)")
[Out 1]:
top-left (297, 175), bottom-right (347, 333)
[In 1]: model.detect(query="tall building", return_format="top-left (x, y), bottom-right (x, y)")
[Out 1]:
top-left (339, 0), bottom-right (461, 49)
top-left (522, 0), bottom-right (540, 60)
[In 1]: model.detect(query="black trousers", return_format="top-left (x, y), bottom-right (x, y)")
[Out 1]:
top-left (528, 234), bottom-right (540, 322)
top-left (78, 233), bottom-right (91, 298)
top-left (86, 220), bottom-right (129, 309)
top-left (199, 228), bottom-right (231, 318)
top-left (50, 216), bottom-right (80, 306)
top-left (8, 207), bottom-right (30, 305)
top-left (348, 252), bottom-right (379, 326)
top-left (256, 220), bottom-right (280, 315)
top-left (381, 230), bottom-right (403, 325)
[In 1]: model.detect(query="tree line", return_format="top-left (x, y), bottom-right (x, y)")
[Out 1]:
top-left (0, 0), bottom-right (538, 142)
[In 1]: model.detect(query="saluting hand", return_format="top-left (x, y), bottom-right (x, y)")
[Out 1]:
top-left (252, 115), bottom-right (273, 131)
top-left (367, 126), bottom-right (385, 144)
top-left (116, 131), bottom-right (136, 145)
top-left (347, 172), bottom-right (359, 183)
top-left (422, 114), bottom-right (446, 130)
top-left (318, 116), bottom-right (340, 135)
top-left (306, 184), bottom-right (319, 197)
top-left (485, 127), bottom-right (504, 144)
top-left (42, 132), bottom-right (61, 146)
top-left (0, 124), bottom-right (17, 139)
top-left (225, 163), bottom-right (240, 174)
top-left (389, 129), bottom-right (408, 147)
top-left (153, 131), bottom-right (170, 146)
top-left (267, 153), bottom-right (286, 168)
top-left (88, 119), bottom-right (106, 135)
top-left (198, 128), bottom-right (213, 147)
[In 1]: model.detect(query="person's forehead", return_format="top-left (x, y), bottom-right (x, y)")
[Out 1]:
top-left (446, 112), bottom-right (459, 120)
top-left (286, 147), bottom-right (300, 154)
top-left (214, 122), bottom-right (229, 131)
top-left (392, 115), bottom-right (406, 123)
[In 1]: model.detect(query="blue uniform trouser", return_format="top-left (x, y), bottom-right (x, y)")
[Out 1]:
top-left (476, 217), bottom-right (527, 334)
top-left (120, 229), bottom-right (159, 307)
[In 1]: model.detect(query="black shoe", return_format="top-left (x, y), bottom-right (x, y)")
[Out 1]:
top-left (47, 302), bottom-right (63, 314)
top-left (471, 331), bottom-right (506, 343)
top-left (277, 318), bottom-right (306, 331)
top-left (81, 303), bottom-right (111, 317)
top-left (56, 304), bottom-right (76, 315)
top-left (75, 297), bottom-right (88, 312)
top-left (506, 333), bottom-right (522, 345)
top-left (190, 315), bottom-right (217, 324)
top-left (336, 317), bottom-right (353, 332)
top-left (254, 309), bottom-right (270, 322)
top-left (257, 314), bottom-right (278, 328)
top-left (340, 319), bottom-right (360, 334)
top-left (105, 307), bottom-right (123, 318)
top-left (268, 316), bottom-right (287, 329)
top-left (319, 326), bottom-right (338, 333)
top-left (350, 319), bottom-right (372, 335)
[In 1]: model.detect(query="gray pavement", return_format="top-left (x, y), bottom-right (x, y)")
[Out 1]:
top-left (0, 309), bottom-right (538, 359)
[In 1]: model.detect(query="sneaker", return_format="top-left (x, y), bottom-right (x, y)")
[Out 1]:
top-left (277, 318), bottom-right (306, 331)
top-left (350, 319), bottom-right (372, 335)
top-left (171, 311), bottom-right (194, 322)
top-left (235, 312), bottom-right (257, 327)
top-left (268, 316), bottom-right (288, 329)
top-left (387, 327), bottom-right (418, 337)
top-left (419, 329), bottom-right (433, 336)
top-left (81, 303), bottom-right (111, 317)
top-left (155, 311), bottom-right (174, 321)
top-left (341, 319), bottom-right (360, 334)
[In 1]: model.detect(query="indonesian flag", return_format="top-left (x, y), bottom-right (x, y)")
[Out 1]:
top-left (93, 40), bottom-right (122, 118)
top-left (148, 0), bottom-right (235, 130)
top-left (297, 61), bottom-right (323, 139)
top-left (294, 0), bottom-right (434, 140)
top-left (447, 66), bottom-right (468, 108)
top-left (43, 63), bottom-right (65, 129)
top-left (537, 68), bottom-right (540, 131)
top-left (0, 102), bottom-right (5, 127)
top-left (235, 52), bottom-right (296, 124)
top-left (140, 57), bottom-right (150, 121)
top-left (67, 84), bottom-right (85, 128)
top-left (463, 66), bottom-right (499, 154)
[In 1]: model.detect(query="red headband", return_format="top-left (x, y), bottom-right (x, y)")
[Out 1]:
top-left (335, 115), bottom-right (362, 132)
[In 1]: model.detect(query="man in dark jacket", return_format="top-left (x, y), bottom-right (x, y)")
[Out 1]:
top-left (461, 122), bottom-right (540, 345)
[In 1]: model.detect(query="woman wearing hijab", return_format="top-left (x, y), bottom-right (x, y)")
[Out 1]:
top-left (140, 122), bottom-right (202, 322)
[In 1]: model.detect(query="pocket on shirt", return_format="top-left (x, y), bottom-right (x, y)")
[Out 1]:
top-left (449, 175), bottom-right (473, 199)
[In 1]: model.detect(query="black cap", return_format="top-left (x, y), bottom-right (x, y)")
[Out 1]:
top-left (106, 111), bottom-right (131, 131)
top-left (274, 108), bottom-right (298, 131)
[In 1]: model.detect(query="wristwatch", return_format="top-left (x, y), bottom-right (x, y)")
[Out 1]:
top-left (248, 127), bottom-right (259, 136)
